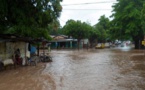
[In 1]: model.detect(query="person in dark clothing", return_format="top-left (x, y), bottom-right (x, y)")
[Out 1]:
top-left (15, 49), bottom-right (22, 65)
top-left (0, 61), bottom-right (4, 71)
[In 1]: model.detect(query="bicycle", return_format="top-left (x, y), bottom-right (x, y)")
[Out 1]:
top-left (40, 54), bottom-right (52, 62)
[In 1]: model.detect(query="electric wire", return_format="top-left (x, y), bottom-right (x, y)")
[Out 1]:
top-left (61, 1), bottom-right (116, 11)
top-left (62, 1), bottom-right (116, 6)
top-left (63, 9), bottom-right (112, 11)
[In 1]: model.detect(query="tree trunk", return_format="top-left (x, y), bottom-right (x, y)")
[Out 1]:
top-left (77, 39), bottom-right (80, 50)
top-left (90, 41), bottom-right (95, 48)
top-left (134, 39), bottom-right (140, 49)
top-left (133, 35), bottom-right (144, 49)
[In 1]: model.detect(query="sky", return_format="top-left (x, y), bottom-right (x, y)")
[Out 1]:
top-left (59, 0), bottom-right (117, 27)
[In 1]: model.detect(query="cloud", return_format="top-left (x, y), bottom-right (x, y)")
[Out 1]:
top-left (59, 0), bottom-right (117, 26)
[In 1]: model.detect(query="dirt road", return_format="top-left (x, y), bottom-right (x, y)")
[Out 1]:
top-left (0, 48), bottom-right (145, 90)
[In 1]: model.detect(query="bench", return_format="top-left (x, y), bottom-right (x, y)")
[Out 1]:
top-left (0, 59), bottom-right (15, 70)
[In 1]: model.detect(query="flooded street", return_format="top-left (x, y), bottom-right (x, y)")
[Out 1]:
top-left (0, 48), bottom-right (145, 90)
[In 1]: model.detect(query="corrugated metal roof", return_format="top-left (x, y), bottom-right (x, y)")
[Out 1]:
top-left (0, 34), bottom-right (48, 42)
top-left (50, 39), bottom-right (77, 42)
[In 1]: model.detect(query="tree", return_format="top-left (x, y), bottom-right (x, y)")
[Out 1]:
top-left (63, 20), bottom-right (91, 50)
top-left (141, 4), bottom-right (145, 34)
top-left (111, 0), bottom-right (144, 49)
top-left (88, 28), bottom-right (98, 48)
top-left (0, 0), bottom-right (62, 39)
top-left (94, 15), bottom-right (110, 43)
top-left (48, 19), bottom-right (60, 35)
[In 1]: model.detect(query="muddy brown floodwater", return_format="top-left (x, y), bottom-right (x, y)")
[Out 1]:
top-left (0, 48), bottom-right (145, 90)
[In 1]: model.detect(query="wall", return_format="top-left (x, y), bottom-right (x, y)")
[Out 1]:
top-left (0, 41), bottom-right (30, 62)
top-left (0, 42), bottom-right (5, 60)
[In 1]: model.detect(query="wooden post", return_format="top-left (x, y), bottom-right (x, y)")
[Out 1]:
top-left (37, 44), bottom-right (40, 56)
top-left (24, 43), bottom-right (27, 66)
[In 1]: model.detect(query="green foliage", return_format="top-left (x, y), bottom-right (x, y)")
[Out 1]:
top-left (62, 19), bottom-right (93, 49)
top-left (62, 16), bottom-right (110, 47)
top-left (141, 3), bottom-right (145, 34)
top-left (88, 28), bottom-right (98, 47)
top-left (111, 0), bottom-right (144, 38)
top-left (0, 0), bottom-right (62, 39)
top-left (48, 19), bottom-right (60, 35)
top-left (63, 20), bottom-right (91, 40)
top-left (111, 0), bottom-right (145, 49)
top-left (94, 15), bottom-right (110, 42)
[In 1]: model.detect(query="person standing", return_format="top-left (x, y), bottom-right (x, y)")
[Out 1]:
top-left (48, 43), bottom-right (51, 53)
top-left (15, 48), bottom-right (22, 65)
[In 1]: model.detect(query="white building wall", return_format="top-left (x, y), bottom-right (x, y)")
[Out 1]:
top-left (0, 41), bottom-right (30, 65)
top-left (81, 39), bottom-right (89, 44)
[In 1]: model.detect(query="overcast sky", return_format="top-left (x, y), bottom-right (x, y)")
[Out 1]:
top-left (59, 0), bottom-right (117, 27)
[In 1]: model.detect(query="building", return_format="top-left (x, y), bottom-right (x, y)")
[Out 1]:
top-left (0, 34), bottom-right (32, 65)
top-left (49, 35), bottom-right (90, 49)
top-left (50, 35), bottom-right (78, 49)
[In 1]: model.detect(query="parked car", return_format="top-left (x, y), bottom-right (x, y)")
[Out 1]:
top-left (95, 43), bottom-right (105, 49)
